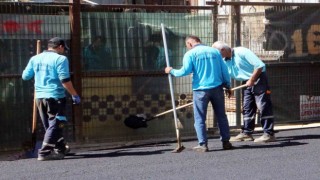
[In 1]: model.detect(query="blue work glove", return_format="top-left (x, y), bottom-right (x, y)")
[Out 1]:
top-left (72, 95), bottom-right (81, 104)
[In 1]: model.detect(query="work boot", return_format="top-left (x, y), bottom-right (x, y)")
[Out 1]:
top-left (37, 150), bottom-right (65, 161)
top-left (230, 132), bottom-right (254, 142)
top-left (254, 133), bottom-right (276, 143)
top-left (193, 144), bottom-right (209, 152)
top-left (222, 141), bottom-right (233, 150)
top-left (64, 144), bottom-right (70, 154)
top-left (55, 144), bottom-right (70, 155)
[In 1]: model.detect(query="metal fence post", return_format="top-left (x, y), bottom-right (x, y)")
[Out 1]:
top-left (69, 0), bottom-right (83, 143)
top-left (234, 4), bottom-right (242, 128)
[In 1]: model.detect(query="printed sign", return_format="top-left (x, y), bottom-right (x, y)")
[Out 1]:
top-left (0, 14), bottom-right (70, 39)
top-left (300, 95), bottom-right (320, 120)
top-left (265, 7), bottom-right (320, 59)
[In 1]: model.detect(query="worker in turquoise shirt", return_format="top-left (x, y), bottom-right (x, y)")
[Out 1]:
top-left (22, 37), bottom-right (81, 161)
top-left (212, 41), bottom-right (275, 143)
top-left (165, 35), bottom-right (233, 152)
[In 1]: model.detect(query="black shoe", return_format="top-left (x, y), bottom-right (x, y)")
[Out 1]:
top-left (64, 144), bottom-right (71, 155)
top-left (222, 141), bottom-right (233, 150)
top-left (55, 144), bottom-right (71, 155)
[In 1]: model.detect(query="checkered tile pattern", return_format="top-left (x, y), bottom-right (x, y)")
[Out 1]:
top-left (82, 93), bottom-right (194, 122)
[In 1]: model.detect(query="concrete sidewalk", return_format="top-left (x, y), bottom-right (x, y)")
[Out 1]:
top-left (257, 122), bottom-right (320, 131)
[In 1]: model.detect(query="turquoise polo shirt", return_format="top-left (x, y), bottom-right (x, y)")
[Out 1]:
top-left (170, 44), bottom-right (231, 90)
top-left (22, 50), bottom-right (70, 99)
top-left (225, 47), bottom-right (265, 81)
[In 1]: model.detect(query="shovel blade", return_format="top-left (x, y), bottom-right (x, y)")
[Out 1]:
top-left (176, 118), bottom-right (184, 129)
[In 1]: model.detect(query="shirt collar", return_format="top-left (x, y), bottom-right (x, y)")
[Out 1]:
top-left (224, 49), bottom-right (234, 61)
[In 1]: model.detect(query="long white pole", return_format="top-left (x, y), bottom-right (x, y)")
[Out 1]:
top-left (161, 23), bottom-right (183, 151)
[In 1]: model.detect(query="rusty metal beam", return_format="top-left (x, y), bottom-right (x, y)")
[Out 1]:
top-left (235, 5), bottom-right (241, 47)
top-left (82, 71), bottom-right (167, 78)
top-left (69, 0), bottom-right (83, 143)
top-left (206, 1), bottom-right (320, 7)
top-left (212, 5), bottom-right (218, 42)
top-left (81, 4), bottom-right (215, 11)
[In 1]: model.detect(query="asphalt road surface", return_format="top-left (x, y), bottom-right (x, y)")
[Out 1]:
top-left (1, 127), bottom-right (320, 180)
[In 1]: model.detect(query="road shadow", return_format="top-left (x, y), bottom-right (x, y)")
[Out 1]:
top-left (232, 141), bottom-right (307, 150)
top-left (276, 134), bottom-right (320, 141)
top-left (66, 148), bottom-right (172, 160)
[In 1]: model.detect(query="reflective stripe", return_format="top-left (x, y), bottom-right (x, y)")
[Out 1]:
top-left (56, 115), bottom-right (67, 121)
top-left (243, 116), bottom-right (255, 121)
top-left (261, 116), bottom-right (274, 120)
top-left (41, 150), bottom-right (51, 153)
top-left (43, 142), bottom-right (55, 147)
top-left (57, 137), bottom-right (64, 142)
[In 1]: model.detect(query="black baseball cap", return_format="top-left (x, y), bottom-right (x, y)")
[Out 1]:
top-left (48, 37), bottom-right (69, 50)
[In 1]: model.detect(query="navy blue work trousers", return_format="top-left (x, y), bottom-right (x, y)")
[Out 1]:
top-left (36, 98), bottom-right (67, 155)
top-left (242, 72), bottom-right (275, 135)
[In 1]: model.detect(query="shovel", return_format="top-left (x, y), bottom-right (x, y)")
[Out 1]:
top-left (124, 102), bottom-right (193, 129)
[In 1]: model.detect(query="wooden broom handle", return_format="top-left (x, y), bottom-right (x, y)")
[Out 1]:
top-left (32, 40), bottom-right (41, 133)
top-left (153, 84), bottom-right (247, 118)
